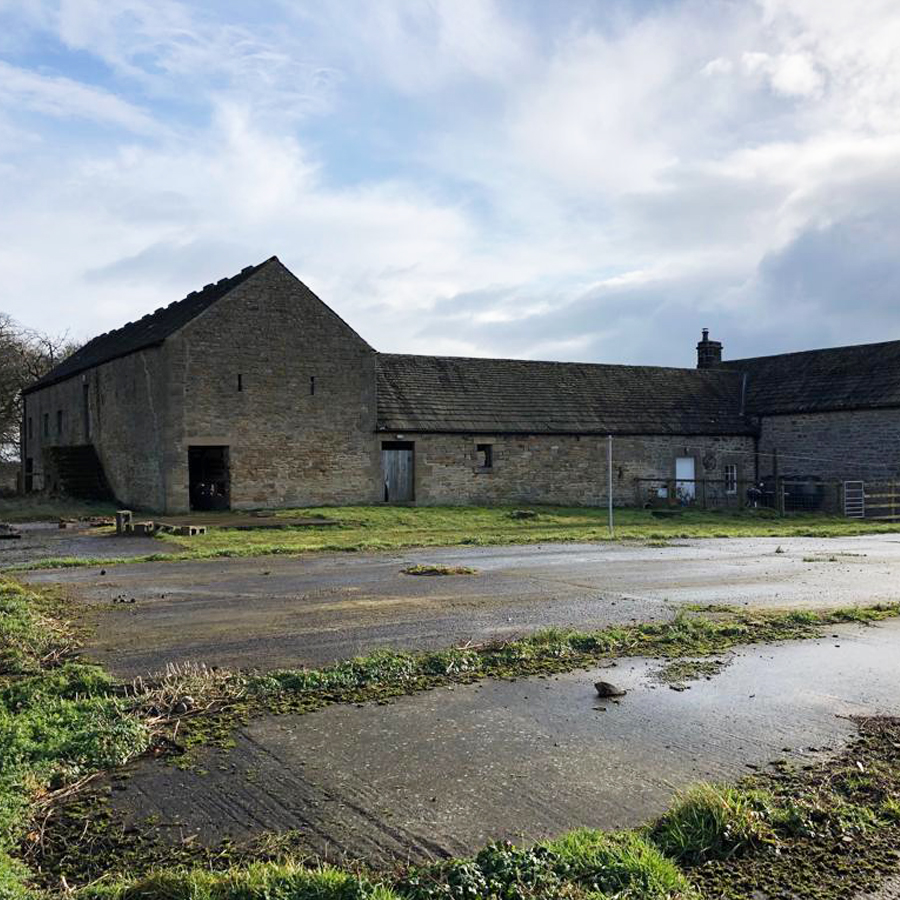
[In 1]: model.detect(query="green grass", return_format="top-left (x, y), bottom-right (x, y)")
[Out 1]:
top-left (0, 579), bottom-right (149, 899)
top-left (649, 784), bottom-right (777, 864)
top-left (8, 503), bottom-right (900, 572)
top-left (78, 863), bottom-right (402, 900)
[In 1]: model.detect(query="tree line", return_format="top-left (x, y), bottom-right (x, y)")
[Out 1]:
top-left (0, 313), bottom-right (78, 462)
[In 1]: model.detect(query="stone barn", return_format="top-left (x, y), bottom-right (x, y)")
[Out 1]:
top-left (20, 257), bottom-right (900, 513)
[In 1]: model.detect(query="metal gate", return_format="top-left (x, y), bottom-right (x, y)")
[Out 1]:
top-left (382, 441), bottom-right (414, 503)
top-left (843, 481), bottom-right (865, 518)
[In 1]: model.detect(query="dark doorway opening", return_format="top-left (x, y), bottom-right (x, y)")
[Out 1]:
top-left (189, 446), bottom-right (231, 510)
top-left (24, 458), bottom-right (33, 493)
top-left (382, 440), bottom-right (414, 503)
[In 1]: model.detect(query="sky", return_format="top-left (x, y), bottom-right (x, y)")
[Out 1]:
top-left (1, 0), bottom-right (899, 368)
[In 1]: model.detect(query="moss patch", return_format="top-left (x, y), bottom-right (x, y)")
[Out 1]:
top-left (401, 565), bottom-right (477, 576)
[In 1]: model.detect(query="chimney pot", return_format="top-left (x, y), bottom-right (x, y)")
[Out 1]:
top-left (697, 329), bottom-right (723, 369)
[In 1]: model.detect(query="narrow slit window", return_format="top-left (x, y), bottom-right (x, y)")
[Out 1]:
top-left (237, 374), bottom-right (243, 392)
top-left (56, 410), bottom-right (63, 436)
top-left (310, 376), bottom-right (316, 396)
top-left (43, 413), bottom-right (49, 437)
top-left (476, 443), bottom-right (493, 469)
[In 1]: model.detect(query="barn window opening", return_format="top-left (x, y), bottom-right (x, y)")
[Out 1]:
top-left (310, 376), bottom-right (316, 395)
top-left (43, 413), bottom-right (49, 437)
top-left (56, 410), bottom-right (63, 437)
top-left (237, 374), bottom-right (243, 392)
top-left (476, 443), bottom-right (493, 469)
top-left (724, 463), bottom-right (738, 494)
top-left (82, 383), bottom-right (90, 439)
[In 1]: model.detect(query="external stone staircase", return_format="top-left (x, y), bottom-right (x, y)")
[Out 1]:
top-left (44, 445), bottom-right (114, 501)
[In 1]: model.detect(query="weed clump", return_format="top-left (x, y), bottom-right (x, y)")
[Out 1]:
top-left (398, 833), bottom-right (696, 900)
top-left (649, 784), bottom-right (777, 864)
top-left (401, 565), bottom-right (477, 576)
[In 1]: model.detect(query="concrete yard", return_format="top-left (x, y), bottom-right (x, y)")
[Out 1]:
top-left (106, 618), bottom-right (900, 866)
top-left (22, 530), bottom-right (900, 677)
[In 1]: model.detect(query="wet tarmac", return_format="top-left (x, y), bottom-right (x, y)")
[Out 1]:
top-left (0, 522), bottom-right (160, 568)
top-left (23, 532), bottom-right (900, 677)
top-left (108, 618), bottom-right (900, 866)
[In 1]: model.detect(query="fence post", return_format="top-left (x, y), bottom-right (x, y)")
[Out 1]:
top-left (700, 478), bottom-right (707, 510)
top-left (778, 479), bottom-right (786, 516)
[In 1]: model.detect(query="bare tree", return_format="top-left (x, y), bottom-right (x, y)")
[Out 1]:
top-left (0, 314), bottom-right (79, 461)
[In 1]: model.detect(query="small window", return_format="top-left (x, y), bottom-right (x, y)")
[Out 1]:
top-left (43, 413), bottom-right (49, 438)
top-left (310, 376), bottom-right (316, 396)
top-left (476, 443), bottom-right (493, 469)
top-left (56, 410), bottom-right (63, 437)
top-left (237, 374), bottom-right (243, 392)
top-left (724, 463), bottom-right (738, 494)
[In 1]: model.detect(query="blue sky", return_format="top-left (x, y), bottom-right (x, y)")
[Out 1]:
top-left (1, 0), bottom-right (899, 367)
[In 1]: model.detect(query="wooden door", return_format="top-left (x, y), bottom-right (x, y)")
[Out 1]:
top-left (382, 441), bottom-right (414, 502)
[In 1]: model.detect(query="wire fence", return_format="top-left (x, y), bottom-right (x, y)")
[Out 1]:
top-left (634, 477), bottom-right (847, 515)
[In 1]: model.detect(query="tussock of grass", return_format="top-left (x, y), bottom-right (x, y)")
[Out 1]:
top-left (543, 828), bottom-right (695, 898)
top-left (649, 784), bottom-right (777, 864)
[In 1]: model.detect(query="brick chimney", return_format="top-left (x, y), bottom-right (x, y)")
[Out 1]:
top-left (696, 328), bottom-right (723, 368)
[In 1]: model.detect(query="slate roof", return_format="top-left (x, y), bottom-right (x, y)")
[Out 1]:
top-left (376, 353), bottom-right (754, 435)
top-left (24, 257), bottom-right (275, 393)
top-left (725, 340), bottom-right (900, 415)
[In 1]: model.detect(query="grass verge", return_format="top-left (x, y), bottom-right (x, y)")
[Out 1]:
top-left (6, 504), bottom-right (900, 572)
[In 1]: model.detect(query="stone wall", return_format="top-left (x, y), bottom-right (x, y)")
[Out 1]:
top-left (21, 346), bottom-right (169, 509)
top-left (384, 432), bottom-right (756, 506)
top-left (758, 409), bottom-right (900, 482)
top-left (163, 260), bottom-right (381, 512)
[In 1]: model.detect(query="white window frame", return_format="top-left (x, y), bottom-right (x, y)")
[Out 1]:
top-left (724, 463), bottom-right (738, 494)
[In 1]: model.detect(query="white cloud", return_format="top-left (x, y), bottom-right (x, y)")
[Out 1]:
top-left (2, 0), bottom-right (900, 366)
top-left (0, 60), bottom-right (159, 133)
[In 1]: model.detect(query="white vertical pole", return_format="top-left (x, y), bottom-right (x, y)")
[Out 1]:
top-left (607, 434), bottom-right (614, 537)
